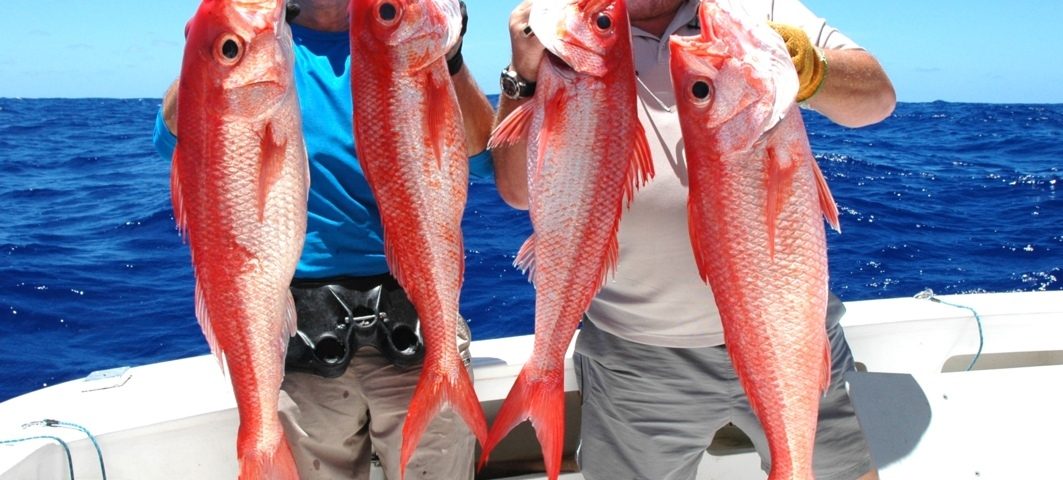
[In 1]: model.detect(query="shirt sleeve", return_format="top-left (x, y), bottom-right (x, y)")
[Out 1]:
top-left (467, 149), bottom-right (494, 183)
top-left (771, 0), bottom-right (863, 51)
top-left (152, 108), bottom-right (177, 161)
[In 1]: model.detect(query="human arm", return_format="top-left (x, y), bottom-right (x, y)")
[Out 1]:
top-left (769, 8), bottom-right (896, 128)
top-left (152, 79), bottom-right (179, 161)
top-left (489, 0), bottom-right (542, 210)
top-left (806, 48), bottom-right (895, 128)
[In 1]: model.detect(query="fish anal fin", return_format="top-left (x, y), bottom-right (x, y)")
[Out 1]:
top-left (686, 201), bottom-right (711, 283)
top-left (478, 366), bottom-right (566, 480)
top-left (258, 121), bottom-right (289, 223)
top-left (170, 148), bottom-right (188, 238)
top-left (194, 280), bottom-right (225, 373)
top-left (401, 357), bottom-right (487, 480)
top-left (514, 233), bottom-right (537, 283)
top-left (820, 338), bottom-right (832, 395)
top-left (810, 156), bottom-right (841, 233)
top-left (488, 101), bottom-right (534, 150)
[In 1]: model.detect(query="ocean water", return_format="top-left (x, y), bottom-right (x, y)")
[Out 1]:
top-left (1, 98), bottom-right (1060, 402)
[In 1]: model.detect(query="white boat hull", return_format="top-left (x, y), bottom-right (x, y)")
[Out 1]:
top-left (2, 291), bottom-right (1061, 479)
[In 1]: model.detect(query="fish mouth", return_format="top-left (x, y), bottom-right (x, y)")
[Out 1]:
top-left (551, 38), bottom-right (608, 77)
top-left (545, 51), bottom-right (578, 80)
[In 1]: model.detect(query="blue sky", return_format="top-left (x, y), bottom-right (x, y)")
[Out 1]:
top-left (1, 0), bottom-right (1061, 103)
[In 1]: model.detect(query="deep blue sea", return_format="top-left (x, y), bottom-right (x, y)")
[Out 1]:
top-left (1, 98), bottom-right (1060, 402)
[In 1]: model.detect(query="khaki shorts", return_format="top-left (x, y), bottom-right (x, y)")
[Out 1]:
top-left (278, 319), bottom-right (474, 480)
top-left (574, 295), bottom-right (873, 480)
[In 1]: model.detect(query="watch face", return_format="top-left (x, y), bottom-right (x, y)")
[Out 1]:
top-left (500, 74), bottom-right (521, 99)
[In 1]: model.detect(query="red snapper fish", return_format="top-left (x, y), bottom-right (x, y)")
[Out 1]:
top-left (669, 1), bottom-right (841, 478)
top-left (478, 0), bottom-right (653, 477)
top-left (348, 0), bottom-right (485, 476)
top-left (172, 0), bottom-right (306, 477)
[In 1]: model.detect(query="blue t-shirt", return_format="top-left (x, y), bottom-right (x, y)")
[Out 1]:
top-left (153, 23), bottom-right (494, 279)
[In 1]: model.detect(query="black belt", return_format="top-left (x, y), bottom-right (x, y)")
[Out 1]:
top-left (285, 274), bottom-right (424, 377)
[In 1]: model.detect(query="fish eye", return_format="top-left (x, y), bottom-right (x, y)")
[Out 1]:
top-left (214, 34), bottom-right (243, 65)
top-left (379, 2), bottom-right (398, 22)
top-left (691, 80), bottom-right (712, 103)
top-left (595, 13), bottom-right (613, 31)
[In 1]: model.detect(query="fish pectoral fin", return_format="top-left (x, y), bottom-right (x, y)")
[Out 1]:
top-left (810, 155), bottom-right (841, 233)
top-left (426, 69), bottom-right (457, 168)
top-left (765, 146), bottom-right (797, 258)
top-left (488, 100), bottom-right (534, 149)
top-left (624, 123), bottom-right (655, 206)
top-left (257, 121), bottom-right (289, 223)
top-left (514, 234), bottom-right (538, 283)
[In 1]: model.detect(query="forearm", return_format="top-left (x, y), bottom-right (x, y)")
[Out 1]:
top-left (161, 79), bottom-right (179, 135)
top-left (451, 66), bottom-right (494, 156)
top-left (490, 95), bottom-right (531, 210)
top-left (806, 49), bottom-right (896, 128)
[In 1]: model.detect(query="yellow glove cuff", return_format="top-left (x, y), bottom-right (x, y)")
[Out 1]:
top-left (768, 22), bottom-right (828, 102)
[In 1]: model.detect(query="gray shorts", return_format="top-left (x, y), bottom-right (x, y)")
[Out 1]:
top-left (574, 296), bottom-right (873, 480)
top-left (278, 319), bottom-right (475, 480)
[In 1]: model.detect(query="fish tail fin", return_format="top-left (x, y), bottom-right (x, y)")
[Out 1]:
top-left (238, 433), bottom-right (299, 480)
top-left (401, 359), bottom-right (487, 480)
top-left (809, 155), bottom-right (841, 232)
top-left (478, 367), bottom-right (565, 480)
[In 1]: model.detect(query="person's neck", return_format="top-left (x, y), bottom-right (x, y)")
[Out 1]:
top-left (630, 9), bottom-right (679, 38)
top-left (291, 0), bottom-right (348, 32)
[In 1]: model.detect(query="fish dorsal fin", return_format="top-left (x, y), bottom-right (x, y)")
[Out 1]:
top-left (765, 146), bottom-right (797, 258)
top-left (488, 101), bottom-right (535, 149)
top-left (258, 121), bottom-right (289, 222)
top-left (170, 147), bottom-right (188, 238)
top-left (810, 155), bottom-right (841, 232)
top-left (624, 122), bottom-right (655, 206)
top-left (513, 233), bottom-right (537, 283)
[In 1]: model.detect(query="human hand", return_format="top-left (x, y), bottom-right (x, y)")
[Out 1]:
top-left (446, 0), bottom-right (468, 62)
top-left (507, 0), bottom-right (545, 82)
top-left (769, 22), bottom-right (827, 102)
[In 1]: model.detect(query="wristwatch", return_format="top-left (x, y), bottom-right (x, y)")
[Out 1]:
top-left (500, 66), bottom-right (537, 100)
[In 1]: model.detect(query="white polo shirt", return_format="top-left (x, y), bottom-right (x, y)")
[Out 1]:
top-left (585, 0), bottom-right (862, 348)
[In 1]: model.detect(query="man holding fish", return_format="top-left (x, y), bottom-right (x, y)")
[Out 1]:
top-left (154, 0), bottom-right (494, 478)
top-left (492, 0), bottom-right (894, 479)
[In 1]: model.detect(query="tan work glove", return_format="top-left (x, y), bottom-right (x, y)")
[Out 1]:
top-left (769, 22), bottom-right (827, 102)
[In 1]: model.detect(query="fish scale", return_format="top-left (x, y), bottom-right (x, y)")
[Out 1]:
top-left (171, 0), bottom-right (305, 478)
top-left (477, 1), bottom-right (653, 478)
top-left (348, 1), bottom-right (484, 478)
top-left (670, 0), bottom-right (841, 479)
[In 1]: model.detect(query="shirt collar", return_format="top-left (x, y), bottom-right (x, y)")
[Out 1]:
top-left (630, 0), bottom-right (701, 41)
